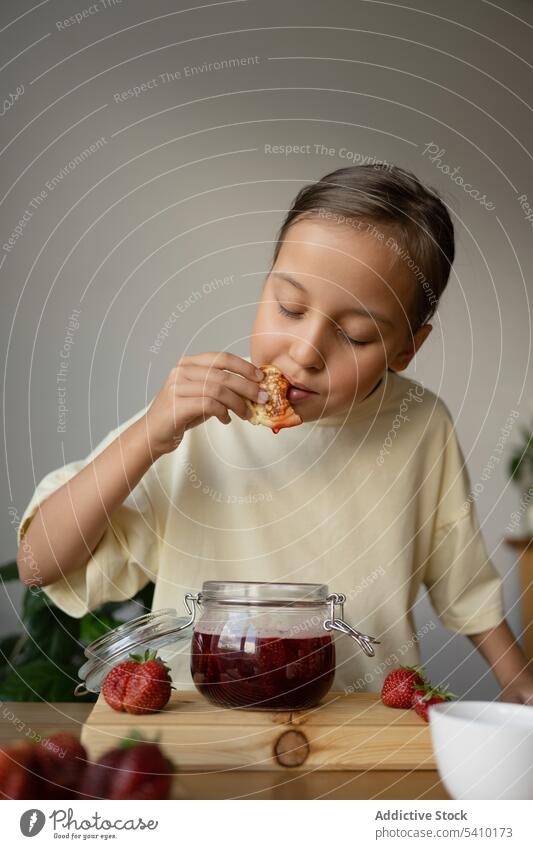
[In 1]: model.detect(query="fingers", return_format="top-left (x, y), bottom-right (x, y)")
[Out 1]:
top-left (174, 362), bottom-right (268, 406)
top-left (176, 352), bottom-right (264, 384)
top-left (176, 395), bottom-right (232, 427)
top-left (166, 354), bottom-right (268, 431)
top-left (174, 381), bottom-right (252, 421)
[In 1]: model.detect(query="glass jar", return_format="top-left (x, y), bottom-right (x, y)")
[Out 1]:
top-left (76, 581), bottom-right (379, 711)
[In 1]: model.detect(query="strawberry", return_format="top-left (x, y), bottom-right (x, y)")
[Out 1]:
top-left (77, 747), bottom-right (124, 800)
top-left (0, 742), bottom-right (43, 799)
top-left (36, 733), bottom-right (87, 798)
top-left (108, 741), bottom-right (173, 800)
top-left (101, 658), bottom-right (138, 712)
top-left (77, 733), bottom-right (173, 800)
top-left (412, 683), bottom-right (455, 722)
top-left (102, 649), bottom-right (173, 714)
top-left (381, 665), bottom-right (427, 709)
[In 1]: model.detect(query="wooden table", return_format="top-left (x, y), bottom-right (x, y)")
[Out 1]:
top-left (0, 700), bottom-right (448, 799)
top-left (506, 535), bottom-right (533, 663)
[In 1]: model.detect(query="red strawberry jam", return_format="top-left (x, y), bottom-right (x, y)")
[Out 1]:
top-left (190, 630), bottom-right (335, 710)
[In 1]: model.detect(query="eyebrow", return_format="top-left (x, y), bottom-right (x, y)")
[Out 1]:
top-left (273, 273), bottom-right (394, 327)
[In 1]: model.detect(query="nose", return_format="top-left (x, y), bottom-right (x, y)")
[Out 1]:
top-left (288, 316), bottom-right (327, 370)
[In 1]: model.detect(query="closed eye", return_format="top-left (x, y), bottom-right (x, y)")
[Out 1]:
top-left (277, 303), bottom-right (370, 347)
top-left (277, 303), bottom-right (303, 319)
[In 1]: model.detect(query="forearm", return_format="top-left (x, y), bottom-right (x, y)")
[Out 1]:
top-left (468, 619), bottom-right (531, 688)
top-left (17, 415), bottom-right (157, 588)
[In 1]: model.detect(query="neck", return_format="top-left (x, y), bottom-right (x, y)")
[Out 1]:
top-left (362, 375), bottom-right (384, 401)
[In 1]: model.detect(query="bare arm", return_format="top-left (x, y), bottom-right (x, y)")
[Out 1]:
top-left (17, 352), bottom-right (265, 590)
top-left (469, 619), bottom-right (533, 704)
top-left (16, 415), bottom-right (157, 589)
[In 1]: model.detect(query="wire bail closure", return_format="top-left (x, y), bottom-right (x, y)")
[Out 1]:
top-left (182, 591), bottom-right (201, 626)
top-left (324, 593), bottom-right (380, 657)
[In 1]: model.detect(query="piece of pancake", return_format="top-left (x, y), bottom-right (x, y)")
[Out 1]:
top-left (245, 364), bottom-right (303, 434)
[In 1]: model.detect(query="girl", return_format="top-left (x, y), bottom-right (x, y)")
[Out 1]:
top-left (17, 165), bottom-right (533, 702)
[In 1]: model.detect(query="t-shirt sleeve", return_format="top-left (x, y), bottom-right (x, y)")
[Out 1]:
top-left (422, 407), bottom-right (505, 634)
top-left (17, 406), bottom-right (158, 618)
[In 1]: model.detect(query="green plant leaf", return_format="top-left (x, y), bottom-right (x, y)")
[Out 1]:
top-left (0, 660), bottom-right (92, 702)
top-left (17, 589), bottom-right (81, 666)
top-left (0, 561), bottom-right (19, 582)
top-left (79, 613), bottom-right (116, 645)
top-left (0, 580), bottom-right (155, 701)
top-left (0, 634), bottom-right (22, 663)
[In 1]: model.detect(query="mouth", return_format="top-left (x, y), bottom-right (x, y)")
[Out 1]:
top-left (282, 373), bottom-right (319, 399)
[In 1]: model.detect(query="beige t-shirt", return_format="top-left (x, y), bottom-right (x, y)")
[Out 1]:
top-left (18, 362), bottom-right (504, 693)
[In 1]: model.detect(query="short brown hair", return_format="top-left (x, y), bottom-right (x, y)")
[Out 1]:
top-left (271, 164), bottom-right (455, 333)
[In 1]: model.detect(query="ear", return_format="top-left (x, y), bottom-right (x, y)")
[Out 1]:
top-left (389, 324), bottom-right (433, 372)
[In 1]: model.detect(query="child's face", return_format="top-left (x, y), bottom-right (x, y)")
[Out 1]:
top-left (250, 218), bottom-right (432, 421)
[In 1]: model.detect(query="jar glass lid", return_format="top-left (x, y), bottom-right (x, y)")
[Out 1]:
top-left (76, 608), bottom-right (192, 695)
top-left (200, 581), bottom-right (329, 605)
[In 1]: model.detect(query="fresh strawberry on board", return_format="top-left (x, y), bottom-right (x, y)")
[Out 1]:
top-left (380, 665), bottom-right (427, 709)
top-left (412, 683), bottom-right (455, 722)
top-left (102, 649), bottom-right (173, 714)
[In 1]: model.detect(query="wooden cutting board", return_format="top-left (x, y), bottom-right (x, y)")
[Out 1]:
top-left (81, 691), bottom-right (435, 771)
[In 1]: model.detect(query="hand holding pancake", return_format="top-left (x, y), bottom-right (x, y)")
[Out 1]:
top-left (145, 352), bottom-right (267, 456)
top-left (245, 365), bottom-right (303, 434)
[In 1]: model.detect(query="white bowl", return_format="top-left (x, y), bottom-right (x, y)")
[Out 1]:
top-left (429, 700), bottom-right (533, 799)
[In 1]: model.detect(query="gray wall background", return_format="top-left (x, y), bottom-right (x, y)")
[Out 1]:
top-left (1, 0), bottom-right (532, 699)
